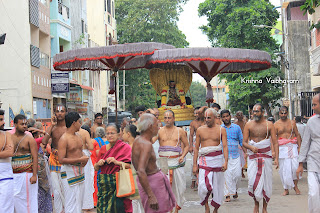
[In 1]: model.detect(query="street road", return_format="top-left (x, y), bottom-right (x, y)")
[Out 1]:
top-left (182, 154), bottom-right (308, 213)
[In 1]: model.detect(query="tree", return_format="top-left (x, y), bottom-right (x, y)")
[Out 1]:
top-left (189, 81), bottom-right (207, 107)
top-left (115, 0), bottom-right (189, 113)
top-left (199, 0), bottom-right (283, 116)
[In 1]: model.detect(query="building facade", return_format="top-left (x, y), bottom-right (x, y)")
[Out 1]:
top-left (281, 0), bottom-right (311, 117)
top-left (0, 0), bottom-right (52, 126)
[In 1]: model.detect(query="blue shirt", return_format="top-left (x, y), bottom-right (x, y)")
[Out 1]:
top-left (221, 123), bottom-right (243, 159)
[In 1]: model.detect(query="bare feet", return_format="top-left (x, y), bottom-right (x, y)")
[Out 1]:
top-left (233, 192), bottom-right (238, 199)
top-left (294, 186), bottom-right (301, 195)
top-left (190, 181), bottom-right (196, 189)
top-left (242, 169), bottom-right (246, 178)
top-left (225, 196), bottom-right (231, 202)
top-left (213, 208), bottom-right (218, 213)
top-left (282, 189), bottom-right (289, 196)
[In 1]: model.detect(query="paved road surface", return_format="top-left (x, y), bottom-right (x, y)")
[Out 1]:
top-left (91, 150), bottom-right (309, 213)
top-left (182, 153), bottom-right (308, 213)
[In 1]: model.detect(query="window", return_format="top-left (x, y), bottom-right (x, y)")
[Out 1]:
top-left (38, 77), bottom-right (40, 84)
top-left (34, 75), bottom-right (36, 83)
top-left (81, 19), bottom-right (85, 34)
top-left (112, 1), bottom-right (114, 18)
top-left (107, 0), bottom-right (111, 14)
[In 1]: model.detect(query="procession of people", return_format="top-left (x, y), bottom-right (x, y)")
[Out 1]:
top-left (0, 93), bottom-right (319, 213)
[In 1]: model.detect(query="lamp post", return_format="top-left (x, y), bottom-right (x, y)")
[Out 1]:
top-left (253, 24), bottom-right (292, 119)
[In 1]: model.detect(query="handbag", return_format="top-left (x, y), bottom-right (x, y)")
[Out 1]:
top-left (116, 162), bottom-right (135, 197)
top-left (128, 164), bottom-right (140, 200)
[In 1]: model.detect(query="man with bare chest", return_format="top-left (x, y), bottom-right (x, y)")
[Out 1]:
top-left (189, 107), bottom-right (206, 189)
top-left (243, 103), bottom-right (278, 213)
top-left (132, 113), bottom-right (175, 213)
top-left (42, 104), bottom-right (67, 213)
top-left (193, 108), bottom-right (228, 213)
top-left (158, 110), bottom-right (189, 213)
top-left (0, 109), bottom-right (14, 213)
top-left (11, 114), bottom-right (38, 212)
top-left (274, 106), bottom-right (301, 196)
top-left (58, 112), bottom-right (89, 213)
top-left (91, 113), bottom-right (106, 138)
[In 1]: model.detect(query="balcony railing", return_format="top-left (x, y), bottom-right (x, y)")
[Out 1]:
top-left (40, 52), bottom-right (50, 68)
top-left (58, 2), bottom-right (69, 19)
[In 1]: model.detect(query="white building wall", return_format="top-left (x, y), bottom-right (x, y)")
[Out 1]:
top-left (0, 1), bottom-right (33, 125)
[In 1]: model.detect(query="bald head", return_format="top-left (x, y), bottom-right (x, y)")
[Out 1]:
top-left (137, 113), bottom-right (157, 134)
top-left (312, 94), bottom-right (320, 114)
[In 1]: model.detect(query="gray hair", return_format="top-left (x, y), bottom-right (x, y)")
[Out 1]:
top-left (205, 108), bottom-right (219, 118)
top-left (95, 127), bottom-right (105, 138)
top-left (137, 114), bottom-right (154, 133)
top-left (34, 121), bottom-right (43, 130)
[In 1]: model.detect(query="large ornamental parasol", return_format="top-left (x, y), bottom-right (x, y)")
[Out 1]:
top-left (146, 47), bottom-right (272, 104)
top-left (53, 42), bottom-right (175, 122)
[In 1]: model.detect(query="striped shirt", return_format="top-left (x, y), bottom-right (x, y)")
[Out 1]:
top-left (221, 123), bottom-right (243, 159)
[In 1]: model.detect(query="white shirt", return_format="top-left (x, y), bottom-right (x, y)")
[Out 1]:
top-left (298, 115), bottom-right (320, 172)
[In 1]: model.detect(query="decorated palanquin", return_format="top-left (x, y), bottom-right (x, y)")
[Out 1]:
top-left (149, 64), bottom-right (195, 122)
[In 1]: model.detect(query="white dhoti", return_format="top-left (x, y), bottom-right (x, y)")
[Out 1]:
top-left (13, 172), bottom-right (38, 213)
top-left (49, 150), bottom-right (64, 213)
top-left (247, 139), bottom-right (273, 203)
top-left (278, 138), bottom-right (299, 190)
top-left (132, 199), bottom-right (145, 213)
top-left (307, 172), bottom-right (320, 213)
top-left (159, 146), bottom-right (186, 210)
top-left (82, 149), bottom-right (94, 210)
top-left (61, 164), bottom-right (85, 213)
top-left (224, 157), bottom-right (241, 196)
top-left (239, 146), bottom-right (246, 168)
top-left (198, 146), bottom-right (225, 209)
top-left (0, 161), bottom-right (14, 213)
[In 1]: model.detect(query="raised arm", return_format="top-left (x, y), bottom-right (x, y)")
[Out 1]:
top-left (179, 128), bottom-right (189, 162)
top-left (42, 117), bottom-right (56, 146)
top-left (136, 142), bottom-right (159, 210)
top-left (29, 137), bottom-right (38, 184)
top-left (0, 132), bottom-right (14, 158)
top-left (270, 123), bottom-right (279, 168)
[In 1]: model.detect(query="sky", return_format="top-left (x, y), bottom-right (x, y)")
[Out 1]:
top-left (177, 0), bottom-right (281, 81)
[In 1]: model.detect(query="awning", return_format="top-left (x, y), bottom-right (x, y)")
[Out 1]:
top-left (70, 81), bottom-right (94, 91)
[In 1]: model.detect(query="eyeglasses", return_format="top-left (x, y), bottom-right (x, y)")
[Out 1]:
top-left (106, 132), bottom-right (117, 135)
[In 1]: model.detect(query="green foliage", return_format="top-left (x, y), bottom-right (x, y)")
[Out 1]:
top-left (116, 0), bottom-right (189, 113)
top-left (189, 81), bottom-right (207, 107)
top-left (199, 0), bottom-right (283, 116)
top-left (301, 0), bottom-right (320, 15)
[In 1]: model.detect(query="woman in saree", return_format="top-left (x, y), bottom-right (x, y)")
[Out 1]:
top-left (94, 123), bottom-right (133, 213)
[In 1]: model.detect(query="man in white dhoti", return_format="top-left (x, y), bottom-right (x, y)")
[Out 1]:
top-left (78, 125), bottom-right (95, 211)
top-left (243, 103), bottom-right (278, 213)
top-left (221, 109), bottom-right (243, 202)
top-left (158, 110), bottom-right (189, 213)
top-left (0, 109), bottom-right (14, 213)
top-left (11, 114), bottom-right (39, 213)
top-left (193, 108), bottom-right (228, 213)
top-left (297, 94), bottom-right (320, 213)
top-left (275, 106), bottom-right (301, 196)
top-left (42, 104), bottom-right (67, 213)
top-left (58, 112), bottom-right (89, 213)
top-left (189, 107), bottom-right (205, 189)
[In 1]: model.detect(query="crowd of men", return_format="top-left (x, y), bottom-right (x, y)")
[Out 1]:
top-left (0, 93), bottom-right (319, 213)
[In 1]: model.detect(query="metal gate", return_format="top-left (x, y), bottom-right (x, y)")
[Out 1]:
top-left (300, 92), bottom-right (319, 117)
